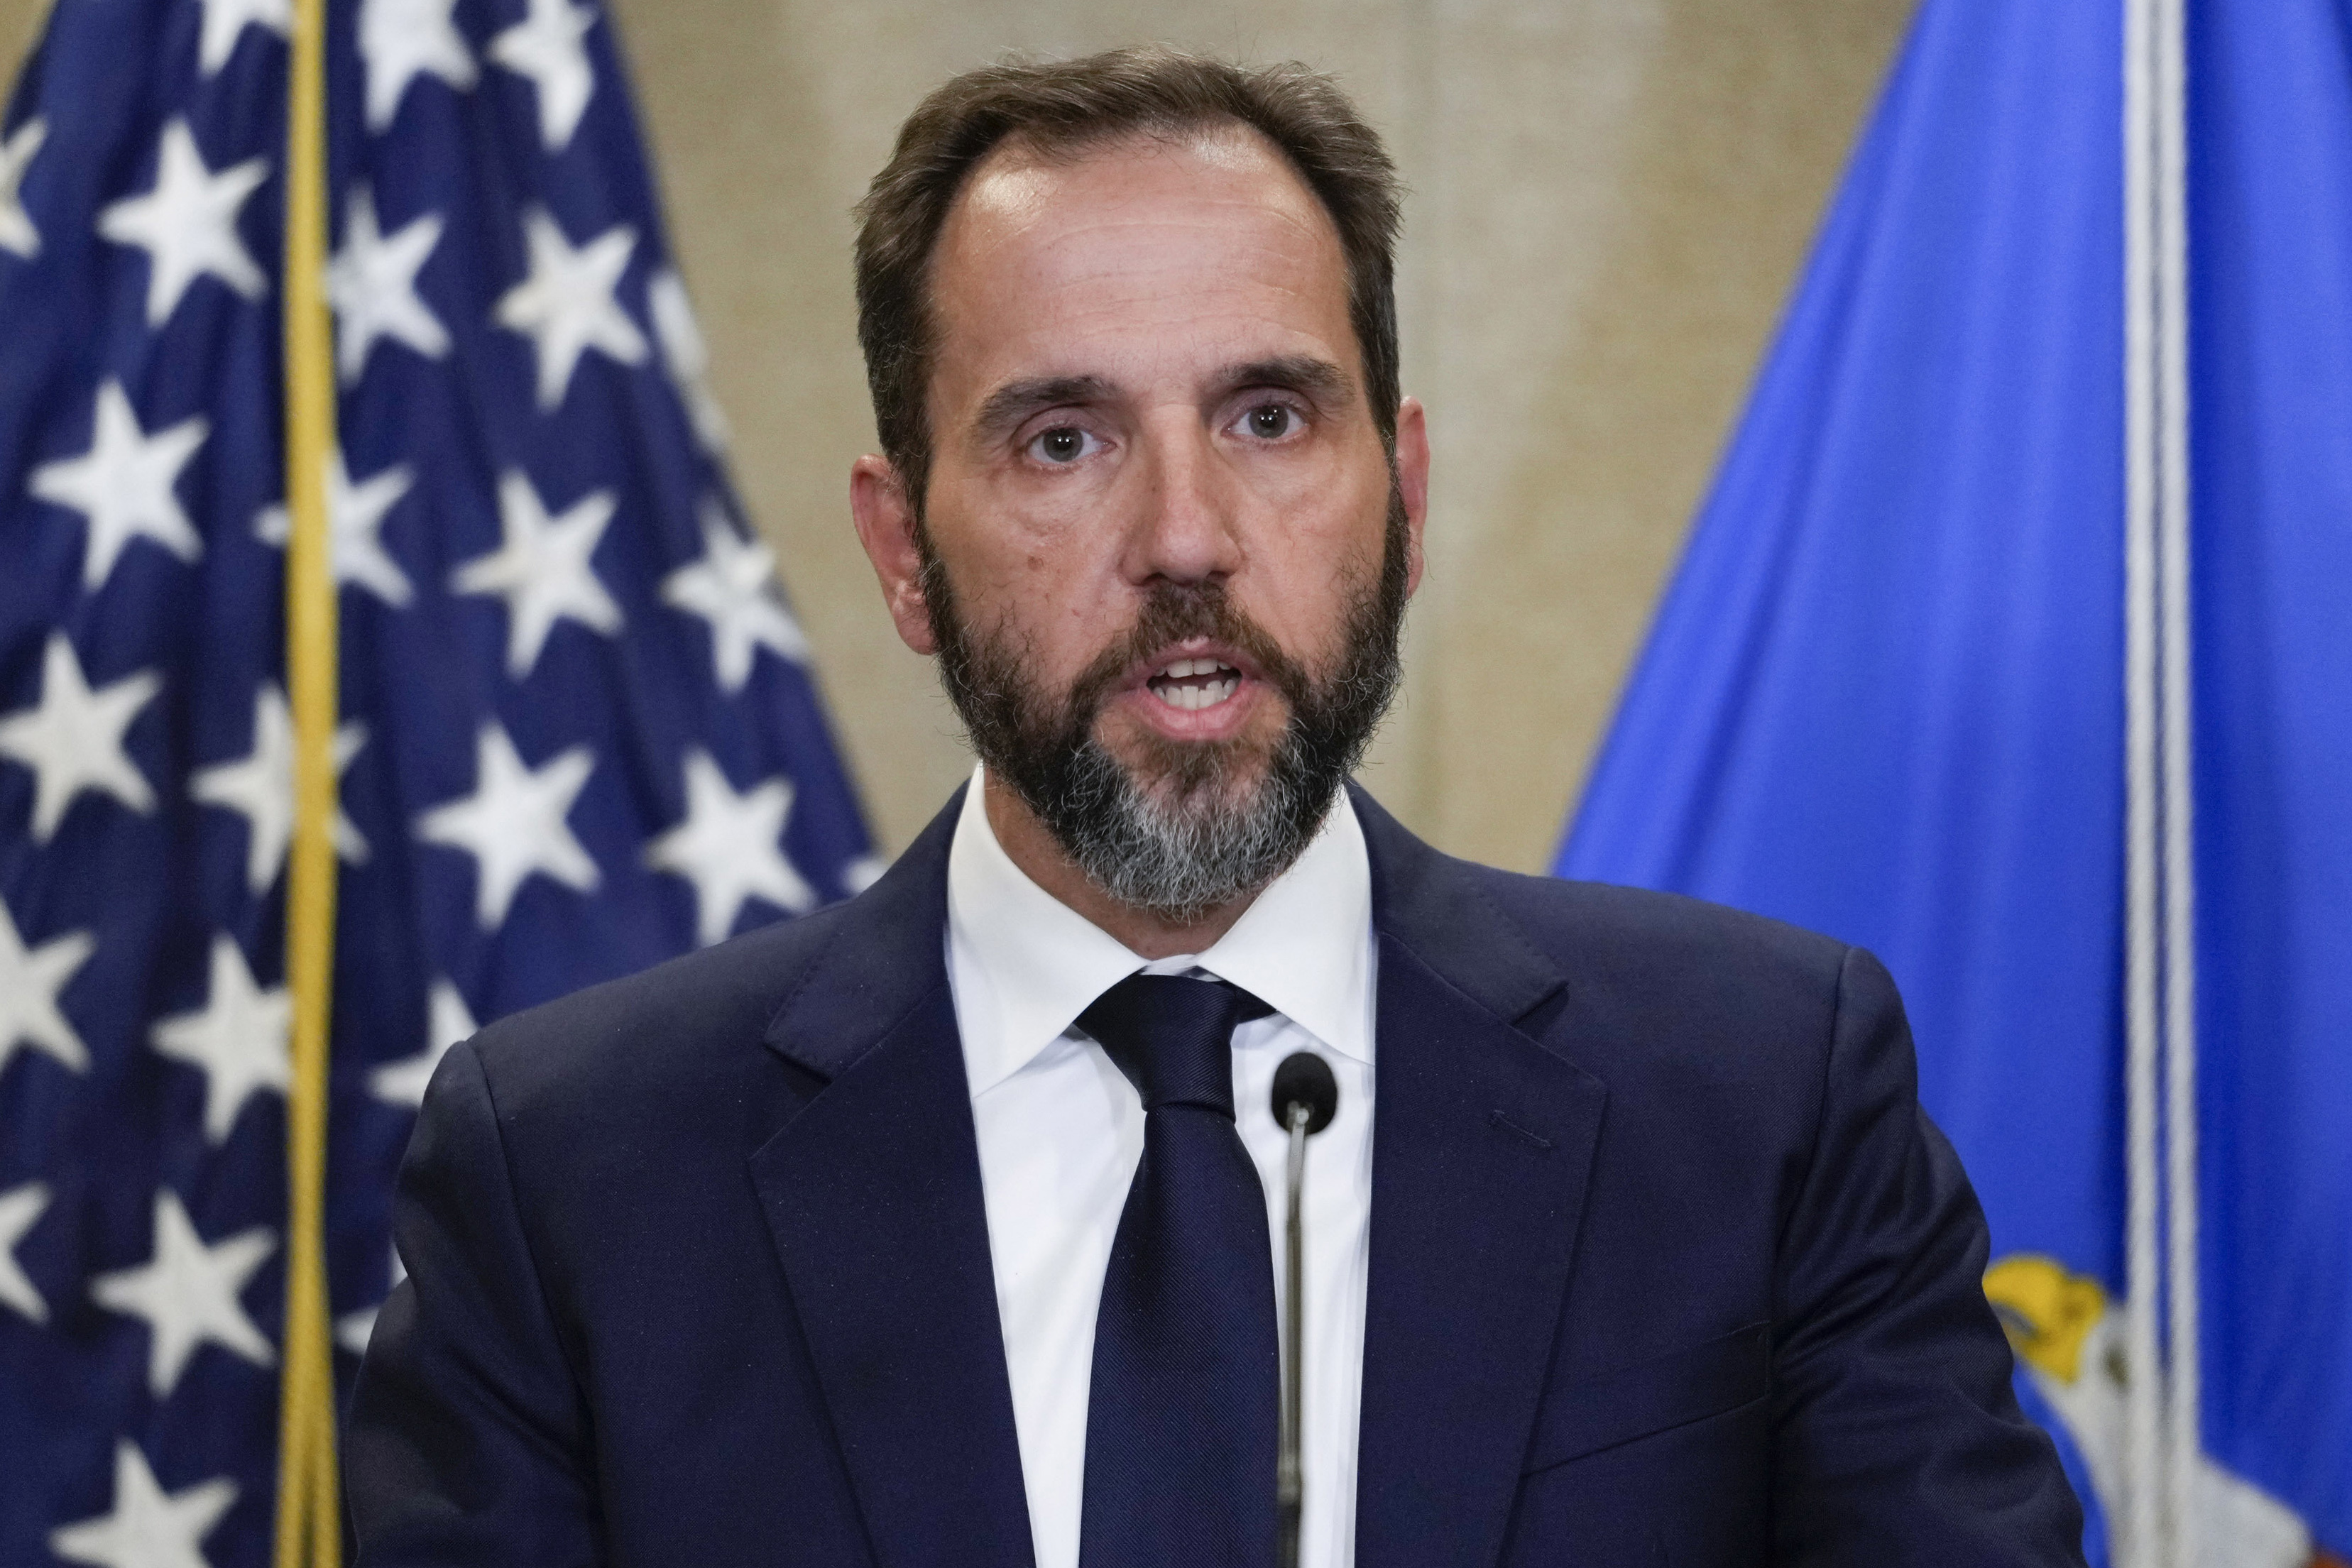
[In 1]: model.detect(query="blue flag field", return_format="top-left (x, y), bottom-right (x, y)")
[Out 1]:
top-left (0, 0), bottom-right (873, 1560)
top-left (1561, 1), bottom-right (2351, 1565)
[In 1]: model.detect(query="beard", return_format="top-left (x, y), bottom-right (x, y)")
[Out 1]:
top-left (921, 486), bottom-right (1410, 924)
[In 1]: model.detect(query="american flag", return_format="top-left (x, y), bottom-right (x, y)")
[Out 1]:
top-left (0, 0), bottom-right (876, 1560)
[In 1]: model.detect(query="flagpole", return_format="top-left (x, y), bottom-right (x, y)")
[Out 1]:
top-left (276, 0), bottom-right (344, 1559)
top-left (2121, 0), bottom-right (2165, 1560)
top-left (2153, 0), bottom-right (2201, 1552)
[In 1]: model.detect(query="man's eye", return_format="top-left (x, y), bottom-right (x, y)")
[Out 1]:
top-left (1243, 404), bottom-right (1296, 439)
top-left (1031, 427), bottom-right (1093, 464)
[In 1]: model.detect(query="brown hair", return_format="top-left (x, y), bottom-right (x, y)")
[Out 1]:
top-left (853, 46), bottom-right (1405, 510)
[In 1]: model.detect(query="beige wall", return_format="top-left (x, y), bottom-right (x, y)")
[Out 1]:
top-left (0, 0), bottom-right (1913, 870)
top-left (0, 0), bottom-right (31, 97)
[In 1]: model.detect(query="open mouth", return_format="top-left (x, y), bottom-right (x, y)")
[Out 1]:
top-left (1144, 656), bottom-right (1243, 712)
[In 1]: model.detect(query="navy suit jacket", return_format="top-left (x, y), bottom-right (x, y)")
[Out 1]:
top-left (345, 786), bottom-right (2085, 1566)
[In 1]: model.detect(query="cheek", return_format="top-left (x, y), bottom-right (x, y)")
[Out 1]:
top-left (927, 478), bottom-right (1098, 613)
top-left (1242, 435), bottom-right (1387, 542)
top-left (1238, 475), bottom-right (1391, 638)
top-left (936, 520), bottom-right (1130, 683)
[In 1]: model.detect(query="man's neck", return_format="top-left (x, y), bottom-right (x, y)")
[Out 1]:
top-left (981, 770), bottom-right (1258, 960)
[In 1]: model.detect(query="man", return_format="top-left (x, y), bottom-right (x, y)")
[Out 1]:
top-left (346, 48), bottom-right (2085, 1567)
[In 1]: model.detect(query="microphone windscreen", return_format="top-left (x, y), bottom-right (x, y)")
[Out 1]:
top-left (1271, 1051), bottom-right (1340, 1136)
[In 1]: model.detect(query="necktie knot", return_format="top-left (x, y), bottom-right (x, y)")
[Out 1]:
top-left (1078, 972), bottom-right (1271, 1118)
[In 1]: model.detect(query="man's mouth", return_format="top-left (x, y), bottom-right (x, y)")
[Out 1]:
top-left (1144, 656), bottom-right (1244, 712)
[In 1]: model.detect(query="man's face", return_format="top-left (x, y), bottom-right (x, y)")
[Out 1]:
top-left (855, 125), bottom-right (1428, 915)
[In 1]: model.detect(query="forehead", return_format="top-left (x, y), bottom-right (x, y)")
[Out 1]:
top-left (926, 124), bottom-right (1355, 391)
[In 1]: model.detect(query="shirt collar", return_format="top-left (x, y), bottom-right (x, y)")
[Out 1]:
top-left (945, 767), bottom-right (1375, 1098)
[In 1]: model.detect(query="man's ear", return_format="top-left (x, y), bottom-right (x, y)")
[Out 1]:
top-left (1395, 396), bottom-right (1430, 598)
top-left (850, 454), bottom-right (938, 656)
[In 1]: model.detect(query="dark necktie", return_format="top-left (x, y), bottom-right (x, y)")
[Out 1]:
top-left (1076, 973), bottom-right (1279, 1568)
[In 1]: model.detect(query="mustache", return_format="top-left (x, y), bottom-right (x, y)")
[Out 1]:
top-left (1061, 583), bottom-right (1311, 730)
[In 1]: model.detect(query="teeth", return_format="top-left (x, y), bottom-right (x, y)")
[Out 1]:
top-left (1154, 657), bottom-right (1239, 680)
top-left (1152, 676), bottom-right (1240, 711)
top-left (1145, 654), bottom-right (1242, 713)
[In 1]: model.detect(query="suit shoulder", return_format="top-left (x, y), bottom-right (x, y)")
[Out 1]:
top-left (1481, 865), bottom-right (1847, 975)
top-left (1352, 787), bottom-right (1858, 1032)
top-left (461, 893), bottom-right (859, 1117)
top-left (1435, 864), bottom-right (1878, 1180)
top-left (1457, 860), bottom-right (1859, 1041)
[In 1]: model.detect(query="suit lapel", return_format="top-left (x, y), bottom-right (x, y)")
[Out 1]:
top-left (1350, 790), bottom-right (1609, 1568)
top-left (746, 789), bottom-right (1037, 1568)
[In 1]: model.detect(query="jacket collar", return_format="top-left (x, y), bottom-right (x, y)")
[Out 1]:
top-left (750, 783), bottom-right (1605, 1568)
top-left (1348, 782), bottom-right (1568, 1020)
top-left (757, 782), bottom-right (964, 1080)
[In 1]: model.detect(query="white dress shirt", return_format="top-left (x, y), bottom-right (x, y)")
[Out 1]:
top-left (945, 766), bottom-right (1376, 1568)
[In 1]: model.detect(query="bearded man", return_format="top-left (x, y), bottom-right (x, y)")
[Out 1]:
top-left (346, 47), bottom-right (2085, 1568)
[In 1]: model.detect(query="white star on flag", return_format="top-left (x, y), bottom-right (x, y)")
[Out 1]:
top-left (329, 185), bottom-right (449, 382)
top-left (368, 975), bottom-right (476, 1108)
top-left (195, 0), bottom-right (290, 76)
top-left (663, 502), bottom-right (809, 691)
top-left (646, 750), bottom-right (814, 946)
top-left (648, 269), bottom-right (727, 451)
top-left (488, 0), bottom-right (598, 153)
top-left (494, 207), bottom-right (645, 408)
top-left (95, 119), bottom-right (267, 327)
top-left (48, 1442), bottom-right (236, 1568)
top-left (192, 685), bottom-right (368, 896)
top-left (0, 1182), bottom-right (51, 1324)
top-left (337, 1241), bottom-right (406, 1356)
top-left (0, 116), bottom-right (47, 260)
top-left (417, 723), bottom-right (600, 929)
top-left (453, 470), bottom-right (622, 677)
top-left (0, 895), bottom-right (95, 1078)
top-left (89, 1190), bottom-right (276, 1399)
top-left (31, 380), bottom-right (209, 591)
top-left (255, 449), bottom-right (417, 608)
top-left (0, 635), bottom-right (160, 844)
top-left (149, 934), bottom-right (290, 1145)
top-left (358, 0), bottom-right (477, 131)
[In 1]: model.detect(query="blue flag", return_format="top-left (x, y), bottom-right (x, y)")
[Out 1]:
top-left (0, 0), bottom-right (874, 1560)
top-left (2189, 1), bottom-right (2352, 1555)
top-left (1559, 0), bottom-right (2348, 1563)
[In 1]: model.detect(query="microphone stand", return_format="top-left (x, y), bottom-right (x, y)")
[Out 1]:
top-left (1279, 1100), bottom-right (1310, 1568)
top-left (1271, 1049), bottom-right (1335, 1568)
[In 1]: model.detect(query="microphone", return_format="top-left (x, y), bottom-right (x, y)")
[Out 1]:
top-left (1271, 1052), bottom-right (1339, 1568)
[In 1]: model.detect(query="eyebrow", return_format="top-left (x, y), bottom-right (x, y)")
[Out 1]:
top-left (971, 375), bottom-right (1120, 442)
top-left (1215, 355), bottom-right (1353, 407)
top-left (969, 356), bottom-right (1357, 443)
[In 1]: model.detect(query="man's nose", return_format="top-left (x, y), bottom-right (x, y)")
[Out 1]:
top-left (1125, 412), bottom-right (1242, 587)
